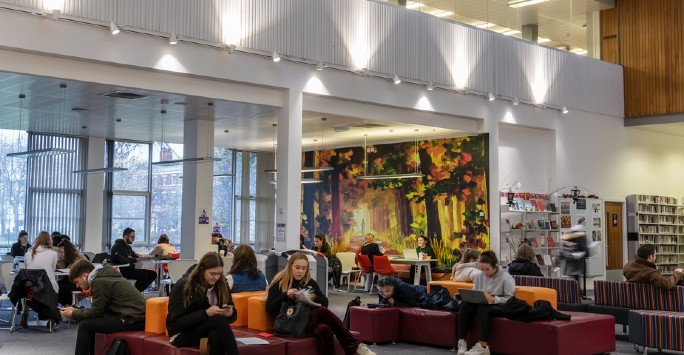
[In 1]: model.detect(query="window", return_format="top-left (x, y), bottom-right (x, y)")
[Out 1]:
top-left (234, 151), bottom-right (257, 245)
top-left (0, 129), bottom-right (27, 253)
top-left (212, 147), bottom-right (234, 241)
top-left (151, 143), bottom-right (183, 245)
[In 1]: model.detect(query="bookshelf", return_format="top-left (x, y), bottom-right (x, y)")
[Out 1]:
top-left (500, 196), bottom-right (560, 277)
top-left (626, 194), bottom-right (683, 275)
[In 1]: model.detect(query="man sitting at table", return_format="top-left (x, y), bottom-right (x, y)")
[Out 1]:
top-left (61, 259), bottom-right (146, 355)
top-left (110, 227), bottom-right (156, 292)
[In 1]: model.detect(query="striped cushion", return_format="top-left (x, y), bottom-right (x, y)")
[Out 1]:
top-left (593, 281), bottom-right (684, 311)
top-left (630, 310), bottom-right (684, 351)
top-left (511, 275), bottom-right (581, 304)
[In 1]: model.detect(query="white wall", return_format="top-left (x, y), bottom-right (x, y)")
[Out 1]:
top-left (499, 124), bottom-right (554, 194)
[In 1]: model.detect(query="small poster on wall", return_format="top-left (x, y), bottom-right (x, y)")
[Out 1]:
top-left (276, 223), bottom-right (286, 242)
top-left (560, 202), bottom-right (571, 214)
top-left (576, 199), bottom-right (586, 210)
top-left (198, 209), bottom-right (209, 224)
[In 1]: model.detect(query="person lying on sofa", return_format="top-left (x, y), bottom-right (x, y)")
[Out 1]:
top-left (377, 276), bottom-right (451, 308)
top-left (506, 245), bottom-right (543, 277)
top-left (452, 248), bottom-right (481, 281)
top-left (457, 250), bottom-right (515, 355)
top-left (623, 244), bottom-right (684, 289)
top-left (167, 252), bottom-right (239, 355)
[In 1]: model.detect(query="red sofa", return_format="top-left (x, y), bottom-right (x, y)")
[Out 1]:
top-left (350, 306), bottom-right (616, 355)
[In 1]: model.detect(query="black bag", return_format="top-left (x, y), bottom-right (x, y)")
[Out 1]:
top-left (343, 296), bottom-right (361, 329)
top-left (329, 255), bottom-right (343, 289)
top-left (106, 338), bottom-right (130, 355)
top-left (273, 301), bottom-right (311, 337)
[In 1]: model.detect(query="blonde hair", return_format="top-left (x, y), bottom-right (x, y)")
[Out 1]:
top-left (269, 252), bottom-right (311, 293)
top-left (32, 231), bottom-right (52, 259)
top-left (515, 244), bottom-right (536, 262)
top-left (365, 233), bottom-right (375, 244)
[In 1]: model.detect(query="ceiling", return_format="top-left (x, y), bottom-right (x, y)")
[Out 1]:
top-left (0, 71), bottom-right (467, 152)
top-left (394, 0), bottom-right (615, 54)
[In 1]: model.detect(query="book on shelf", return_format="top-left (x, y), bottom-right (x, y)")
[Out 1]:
top-left (549, 203), bottom-right (557, 212)
top-left (531, 237), bottom-right (539, 248)
top-left (523, 200), bottom-right (533, 212)
top-left (534, 200), bottom-right (545, 211)
top-left (544, 221), bottom-right (551, 230)
top-left (546, 236), bottom-right (555, 248)
top-left (550, 220), bottom-right (558, 230)
top-left (540, 233), bottom-right (546, 246)
top-left (535, 254), bottom-right (545, 265)
top-left (543, 255), bottom-right (552, 265)
top-left (516, 201), bottom-right (525, 211)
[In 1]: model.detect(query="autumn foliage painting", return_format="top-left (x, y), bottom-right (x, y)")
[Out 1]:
top-left (301, 134), bottom-right (489, 267)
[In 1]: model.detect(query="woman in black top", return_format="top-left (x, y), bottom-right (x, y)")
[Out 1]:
top-left (312, 234), bottom-right (332, 260)
top-left (10, 230), bottom-right (31, 257)
top-left (166, 252), bottom-right (239, 355)
top-left (507, 244), bottom-right (543, 277)
top-left (415, 235), bottom-right (436, 260)
top-left (266, 252), bottom-right (376, 355)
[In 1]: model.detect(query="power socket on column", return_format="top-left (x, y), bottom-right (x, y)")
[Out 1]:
top-left (279, 207), bottom-right (284, 215)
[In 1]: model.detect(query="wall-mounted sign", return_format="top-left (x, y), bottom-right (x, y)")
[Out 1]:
top-left (276, 223), bottom-right (286, 242)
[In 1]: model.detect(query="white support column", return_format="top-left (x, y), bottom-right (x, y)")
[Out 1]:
top-left (83, 137), bottom-right (105, 252)
top-left (274, 89), bottom-right (303, 251)
top-left (180, 118), bottom-right (215, 260)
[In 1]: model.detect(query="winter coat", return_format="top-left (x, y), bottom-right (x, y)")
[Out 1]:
top-left (452, 262), bottom-right (480, 281)
top-left (377, 276), bottom-right (426, 307)
top-left (166, 277), bottom-right (237, 337)
top-left (504, 297), bottom-right (571, 322)
top-left (25, 245), bottom-right (59, 292)
top-left (507, 259), bottom-right (544, 277)
top-left (266, 278), bottom-right (328, 318)
top-left (70, 264), bottom-right (146, 324)
top-left (9, 268), bottom-right (60, 321)
top-left (623, 257), bottom-right (684, 290)
top-left (228, 266), bottom-right (267, 293)
top-left (110, 238), bottom-right (141, 269)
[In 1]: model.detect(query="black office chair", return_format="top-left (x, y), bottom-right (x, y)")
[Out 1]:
top-left (91, 253), bottom-right (109, 264)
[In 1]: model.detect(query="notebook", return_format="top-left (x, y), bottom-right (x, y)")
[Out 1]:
top-left (458, 289), bottom-right (490, 304)
top-left (402, 249), bottom-right (419, 259)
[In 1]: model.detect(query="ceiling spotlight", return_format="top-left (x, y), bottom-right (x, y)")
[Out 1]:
top-left (272, 51), bottom-right (281, 62)
top-left (561, 106), bottom-right (569, 114)
top-left (110, 22), bottom-right (120, 35)
top-left (316, 61), bottom-right (325, 71)
top-left (513, 97), bottom-right (519, 105)
top-left (487, 92), bottom-right (495, 101)
top-left (169, 33), bottom-right (178, 45)
top-left (226, 44), bottom-right (236, 54)
top-left (427, 82), bottom-right (434, 91)
top-left (393, 75), bottom-right (401, 85)
top-left (50, 9), bottom-right (60, 21)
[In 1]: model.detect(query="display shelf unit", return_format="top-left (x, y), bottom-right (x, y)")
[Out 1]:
top-left (626, 194), bottom-right (684, 275)
top-left (500, 201), bottom-right (560, 278)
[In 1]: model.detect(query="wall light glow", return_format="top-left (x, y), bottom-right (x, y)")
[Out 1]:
top-left (502, 111), bottom-right (517, 124)
top-left (415, 96), bottom-right (434, 111)
top-left (530, 48), bottom-right (548, 104)
top-left (154, 54), bottom-right (188, 73)
top-left (43, 0), bottom-right (64, 12)
top-left (303, 76), bottom-right (331, 96)
top-left (218, 1), bottom-right (243, 47)
top-left (444, 27), bottom-right (473, 89)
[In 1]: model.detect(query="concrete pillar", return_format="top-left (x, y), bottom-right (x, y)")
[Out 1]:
top-left (480, 113), bottom-right (500, 255)
top-left (83, 137), bottom-right (105, 252)
top-left (522, 24), bottom-right (539, 43)
top-left (274, 89), bottom-right (302, 251)
top-left (180, 117), bottom-right (215, 260)
top-left (586, 11), bottom-right (601, 59)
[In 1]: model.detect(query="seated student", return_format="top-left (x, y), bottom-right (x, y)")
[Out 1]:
top-left (452, 248), bottom-right (481, 281)
top-left (226, 245), bottom-right (267, 293)
top-left (312, 234), bottom-right (332, 260)
top-left (211, 233), bottom-right (229, 256)
top-left (61, 259), bottom-right (146, 355)
top-left (25, 231), bottom-right (59, 297)
top-left (623, 244), bottom-right (684, 289)
top-left (167, 252), bottom-right (239, 355)
top-left (457, 250), bottom-right (515, 355)
top-left (150, 233), bottom-right (176, 257)
top-left (56, 240), bottom-right (86, 306)
top-left (9, 230), bottom-right (31, 258)
top-left (266, 252), bottom-right (375, 355)
top-left (507, 244), bottom-right (543, 277)
top-left (377, 276), bottom-right (424, 307)
top-left (415, 235), bottom-right (436, 260)
top-left (110, 227), bottom-right (156, 292)
top-left (355, 233), bottom-right (383, 266)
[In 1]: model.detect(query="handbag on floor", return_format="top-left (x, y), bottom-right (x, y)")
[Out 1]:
top-left (343, 296), bottom-right (361, 329)
top-left (274, 301), bottom-right (311, 338)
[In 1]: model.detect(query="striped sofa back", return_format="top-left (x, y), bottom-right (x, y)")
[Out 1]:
top-left (511, 275), bottom-right (581, 304)
top-left (593, 280), bottom-right (684, 311)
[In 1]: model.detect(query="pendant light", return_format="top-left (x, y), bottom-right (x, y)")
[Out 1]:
top-left (213, 129), bottom-right (234, 178)
top-left (301, 117), bottom-right (333, 173)
top-left (357, 129), bottom-right (425, 180)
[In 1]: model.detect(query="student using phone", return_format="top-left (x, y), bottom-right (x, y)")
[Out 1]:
top-left (166, 252), bottom-right (239, 355)
top-left (456, 250), bottom-right (515, 355)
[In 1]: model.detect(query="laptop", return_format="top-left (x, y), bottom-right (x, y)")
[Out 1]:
top-left (402, 249), bottom-right (419, 259)
top-left (458, 289), bottom-right (490, 304)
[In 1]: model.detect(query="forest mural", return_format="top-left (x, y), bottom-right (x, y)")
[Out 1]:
top-left (300, 134), bottom-right (489, 267)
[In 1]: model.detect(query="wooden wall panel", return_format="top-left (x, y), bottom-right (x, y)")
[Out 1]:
top-left (600, 8), bottom-right (618, 65)
top-left (619, 0), bottom-right (684, 118)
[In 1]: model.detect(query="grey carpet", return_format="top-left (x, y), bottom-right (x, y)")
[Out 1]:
top-left (0, 290), bottom-right (681, 354)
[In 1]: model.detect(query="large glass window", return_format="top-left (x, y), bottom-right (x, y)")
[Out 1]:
top-left (212, 147), bottom-right (234, 241)
top-left (106, 141), bottom-right (150, 246)
top-left (151, 143), bottom-right (184, 245)
top-left (234, 151), bottom-right (257, 245)
top-left (0, 129), bottom-right (27, 253)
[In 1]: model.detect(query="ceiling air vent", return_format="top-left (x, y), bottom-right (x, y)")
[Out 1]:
top-left (348, 123), bottom-right (388, 129)
top-left (99, 91), bottom-right (147, 100)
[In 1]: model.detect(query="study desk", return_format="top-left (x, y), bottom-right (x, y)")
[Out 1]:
top-left (388, 258), bottom-right (438, 285)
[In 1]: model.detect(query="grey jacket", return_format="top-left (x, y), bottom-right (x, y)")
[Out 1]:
top-left (473, 267), bottom-right (516, 304)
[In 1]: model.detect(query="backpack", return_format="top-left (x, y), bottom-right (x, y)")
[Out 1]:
top-left (342, 296), bottom-right (361, 329)
top-left (106, 338), bottom-right (130, 355)
top-left (329, 255), bottom-right (343, 289)
top-left (273, 301), bottom-right (311, 338)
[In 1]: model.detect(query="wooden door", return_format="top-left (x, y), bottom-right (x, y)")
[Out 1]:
top-left (605, 202), bottom-right (624, 270)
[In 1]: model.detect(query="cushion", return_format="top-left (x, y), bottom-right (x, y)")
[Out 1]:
top-left (232, 291), bottom-right (266, 327)
top-left (427, 280), bottom-right (474, 295)
top-left (142, 335), bottom-right (178, 355)
top-left (514, 286), bottom-right (557, 310)
top-left (594, 280), bottom-right (684, 311)
top-left (512, 275), bottom-right (582, 303)
top-left (247, 294), bottom-right (274, 332)
top-left (398, 308), bottom-right (458, 348)
top-left (94, 331), bottom-right (153, 355)
top-left (629, 310), bottom-right (684, 352)
top-left (349, 306), bottom-right (400, 344)
top-left (145, 297), bottom-right (169, 335)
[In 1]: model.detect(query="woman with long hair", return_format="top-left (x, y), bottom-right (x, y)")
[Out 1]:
top-left (227, 245), bottom-right (267, 293)
top-left (266, 252), bottom-right (376, 355)
top-left (56, 239), bottom-right (86, 306)
top-left (10, 230), bottom-right (31, 257)
top-left (452, 248), bottom-right (481, 281)
top-left (166, 252), bottom-right (239, 355)
top-left (150, 233), bottom-right (176, 257)
top-left (456, 250), bottom-right (515, 355)
top-left (507, 244), bottom-right (543, 277)
top-left (26, 231), bottom-right (59, 293)
top-left (312, 234), bottom-right (332, 260)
